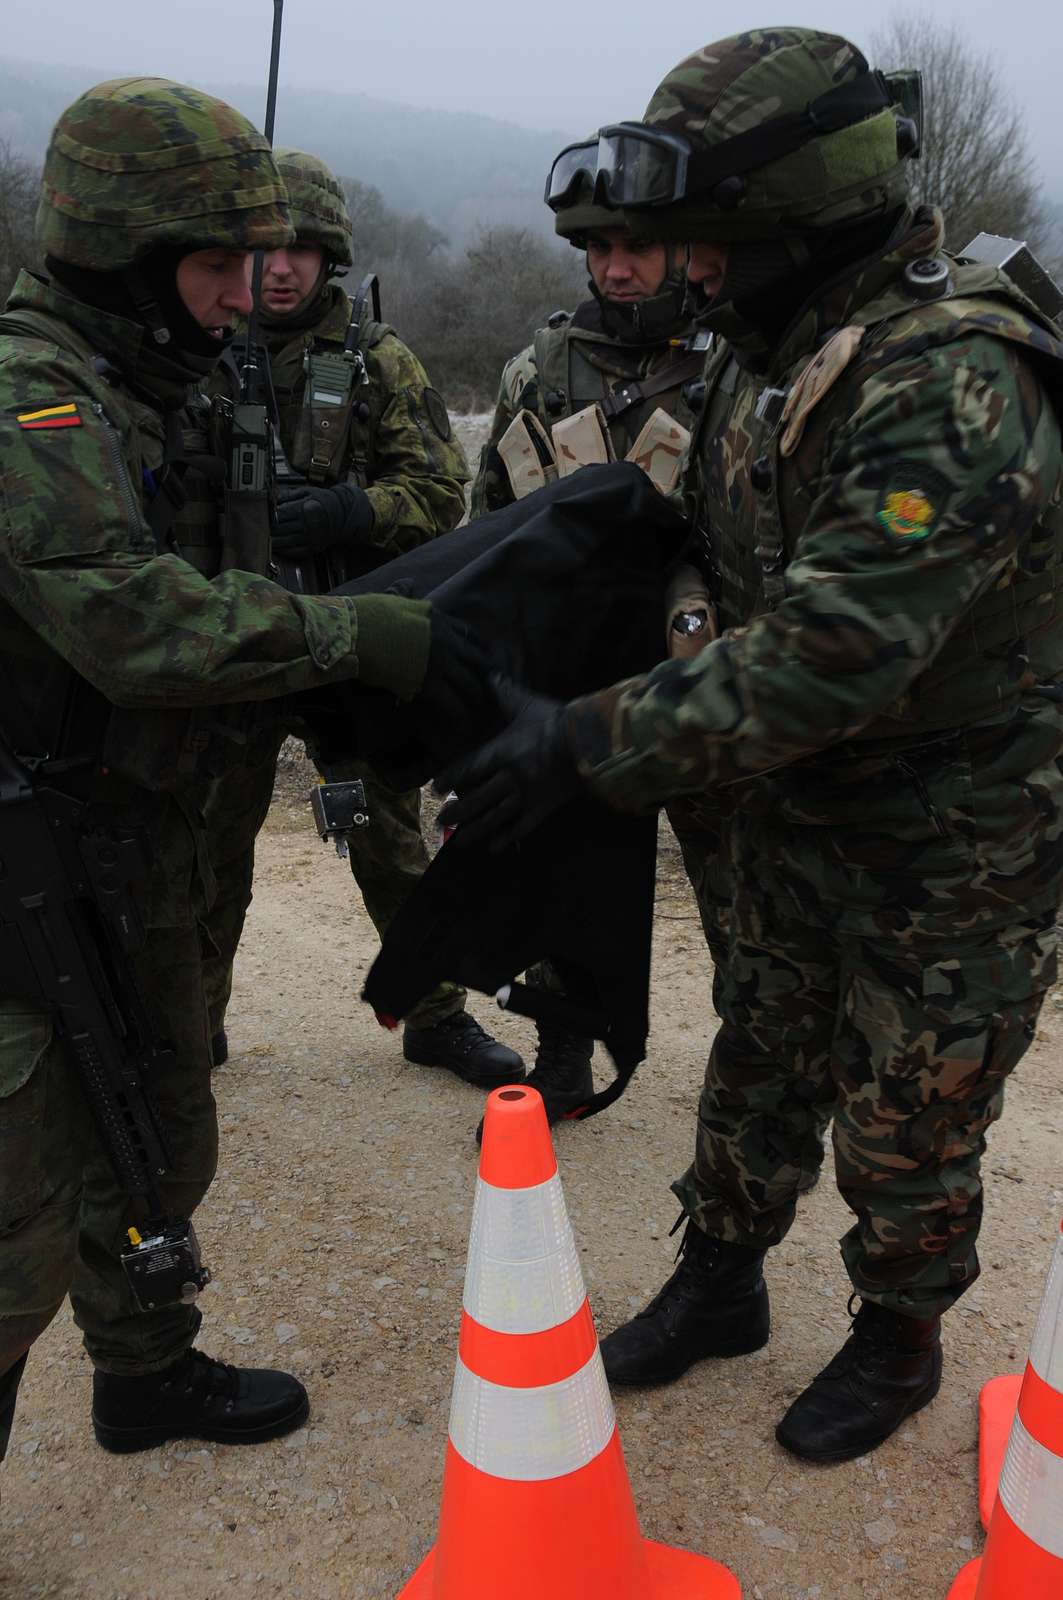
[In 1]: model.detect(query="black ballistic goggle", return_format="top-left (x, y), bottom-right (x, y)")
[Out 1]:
top-left (545, 71), bottom-right (904, 215)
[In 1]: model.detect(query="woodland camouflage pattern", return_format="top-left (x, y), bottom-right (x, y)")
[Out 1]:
top-left (633, 27), bottom-right (908, 239)
top-left (567, 206), bottom-right (1063, 1313)
top-left (38, 77), bottom-right (293, 270)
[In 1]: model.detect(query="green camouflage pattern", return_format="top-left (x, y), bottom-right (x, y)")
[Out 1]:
top-left (470, 314), bottom-right (698, 516)
top-left (1, 907), bottom-right (221, 1459)
top-left (274, 148), bottom-right (353, 268)
top-left (0, 275), bottom-right (431, 798)
top-left (264, 283), bottom-right (468, 548)
top-left (566, 211), bottom-right (1063, 1312)
top-left (200, 276), bottom-right (467, 1042)
top-left (632, 29), bottom-right (907, 240)
top-left (669, 861), bottom-right (1058, 1314)
top-left (38, 77), bottom-right (292, 270)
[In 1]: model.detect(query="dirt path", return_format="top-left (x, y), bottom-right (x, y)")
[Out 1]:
top-left (2, 760), bottom-right (1061, 1600)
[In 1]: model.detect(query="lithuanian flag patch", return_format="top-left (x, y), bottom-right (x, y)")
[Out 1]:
top-left (17, 402), bottom-right (81, 431)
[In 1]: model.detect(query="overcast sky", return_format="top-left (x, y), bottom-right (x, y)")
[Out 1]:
top-left (6, 0), bottom-right (1062, 188)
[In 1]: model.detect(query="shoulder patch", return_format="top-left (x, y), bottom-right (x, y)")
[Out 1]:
top-left (422, 387), bottom-right (452, 441)
top-left (17, 401), bottom-right (81, 430)
top-left (875, 462), bottom-right (952, 544)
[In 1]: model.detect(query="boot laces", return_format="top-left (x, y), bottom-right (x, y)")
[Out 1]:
top-left (164, 1349), bottom-right (241, 1405)
top-left (432, 1012), bottom-right (491, 1056)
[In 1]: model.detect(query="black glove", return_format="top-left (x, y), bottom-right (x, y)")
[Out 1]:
top-left (274, 482), bottom-right (374, 557)
top-left (409, 610), bottom-right (500, 742)
top-left (436, 677), bottom-right (583, 851)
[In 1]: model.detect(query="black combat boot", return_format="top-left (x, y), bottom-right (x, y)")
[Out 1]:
top-left (775, 1299), bottom-right (942, 1463)
top-left (474, 1023), bottom-right (594, 1146)
top-left (600, 1221), bottom-right (770, 1386)
top-left (403, 1011), bottom-right (525, 1088)
top-left (210, 1030), bottom-right (228, 1068)
top-left (525, 1023), bottom-right (595, 1124)
top-left (92, 1349), bottom-right (309, 1454)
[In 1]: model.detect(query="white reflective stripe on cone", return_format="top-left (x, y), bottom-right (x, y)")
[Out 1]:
top-left (463, 1174), bottom-right (585, 1335)
top-left (1029, 1232), bottom-right (1063, 1395)
top-left (998, 1413), bottom-right (1063, 1561)
top-left (449, 1347), bottom-right (615, 1481)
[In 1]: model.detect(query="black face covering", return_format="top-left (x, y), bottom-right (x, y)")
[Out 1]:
top-left (690, 208), bottom-right (908, 353)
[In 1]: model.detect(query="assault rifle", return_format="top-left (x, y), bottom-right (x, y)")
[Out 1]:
top-left (0, 731), bottom-right (209, 1310)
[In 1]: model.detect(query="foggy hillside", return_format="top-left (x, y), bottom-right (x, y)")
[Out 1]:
top-left (0, 57), bottom-right (564, 245)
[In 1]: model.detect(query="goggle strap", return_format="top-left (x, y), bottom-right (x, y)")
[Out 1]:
top-left (668, 70), bottom-right (895, 202)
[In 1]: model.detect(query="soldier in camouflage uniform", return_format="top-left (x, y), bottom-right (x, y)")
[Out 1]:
top-left (440, 29), bottom-right (1063, 1461)
top-left (0, 80), bottom-right (483, 1462)
top-left (471, 193), bottom-right (701, 520)
top-left (470, 171), bottom-right (712, 1124)
top-left (203, 150), bottom-right (522, 1090)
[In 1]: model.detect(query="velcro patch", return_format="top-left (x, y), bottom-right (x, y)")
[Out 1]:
top-left (422, 387), bottom-right (452, 441)
top-left (17, 402), bottom-right (81, 431)
top-left (875, 463), bottom-right (952, 544)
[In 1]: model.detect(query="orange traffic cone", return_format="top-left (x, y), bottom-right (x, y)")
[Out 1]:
top-left (946, 1219), bottom-right (1063, 1598)
top-left (399, 1085), bottom-right (742, 1599)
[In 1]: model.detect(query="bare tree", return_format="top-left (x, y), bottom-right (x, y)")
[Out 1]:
top-left (873, 16), bottom-right (1046, 251)
top-left (0, 140), bottom-right (42, 303)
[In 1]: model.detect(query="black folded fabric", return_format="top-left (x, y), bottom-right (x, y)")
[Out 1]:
top-left (300, 462), bottom-right (690, 1112)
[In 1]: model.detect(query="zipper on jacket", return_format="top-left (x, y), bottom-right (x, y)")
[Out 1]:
top-left (91, 400), bottom-right (143, 537)
top-left (893, 755), bottom-right (951, 838)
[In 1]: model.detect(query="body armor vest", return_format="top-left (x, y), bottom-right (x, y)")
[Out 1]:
top-left (529, 314), bottom-right (704, 453)
top-left (0, 306), bottom-right (270, 789)
top-left (691, 258), bottom-right (1063, 741)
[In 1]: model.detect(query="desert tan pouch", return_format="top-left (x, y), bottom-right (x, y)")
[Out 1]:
top-left (625, 407), bottom-right (691, 496)
top-left (497, 409), bottom-right (558, 499)
top-left (551, 403), bottom-right (614, 477)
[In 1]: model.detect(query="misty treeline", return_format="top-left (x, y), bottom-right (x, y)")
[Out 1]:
top-left (1, 16), bottom-right (1061, 410)
top-left (336, 177), bottom-right (584, 409)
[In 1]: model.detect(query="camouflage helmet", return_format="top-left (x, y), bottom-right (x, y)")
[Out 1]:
top-left (625, 28), bottom-right (913, 242)
top-left (273, 149), bottom-right (353, 268)
top-left (37, 77), bottom-right (293, 271)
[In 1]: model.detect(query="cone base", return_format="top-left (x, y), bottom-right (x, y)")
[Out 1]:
top-left (643, 1537), bottom-right (743, 1596)
top-left (945, 1558), bottom-right (980, 1599)
top-left (399, 1537), bottom-right (742, 1599)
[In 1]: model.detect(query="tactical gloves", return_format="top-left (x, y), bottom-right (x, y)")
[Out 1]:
top-left (437, 678), bottom-right (583, 850)
top-left (275, 482), bottom-right (375, 557)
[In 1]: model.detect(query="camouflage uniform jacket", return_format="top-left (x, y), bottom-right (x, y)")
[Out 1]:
top-left (0, 274), bottom-right (415, 915)
top-left (471, 301), bottom-right (704, 516)
top-left (260, 283), bottom-right (468, 558)
top-left (568, 213), bottom-right (1063, 926)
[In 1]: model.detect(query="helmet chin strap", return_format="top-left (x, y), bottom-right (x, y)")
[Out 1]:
top-left (123, 265), bottom-right (172, 346)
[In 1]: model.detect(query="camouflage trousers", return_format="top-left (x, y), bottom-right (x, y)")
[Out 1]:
top-left (200, 731), bottom-right (464, 1039)
top-left (0, 920), bottom-right (217, 1461)
top-left (671, 811), bottom-right (1059, 1317)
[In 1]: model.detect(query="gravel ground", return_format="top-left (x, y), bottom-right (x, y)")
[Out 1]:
top-left (2, 762), bottom-right (1061, 1600)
